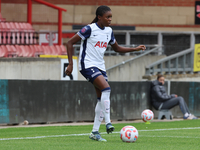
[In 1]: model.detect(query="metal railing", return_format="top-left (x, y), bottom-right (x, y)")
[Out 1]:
top-left (144, 47), bottom-right (194, 76)
top-left (73, 44), bottom-right (161, 56)
top-left (106, 46), bottom-right (162, 71)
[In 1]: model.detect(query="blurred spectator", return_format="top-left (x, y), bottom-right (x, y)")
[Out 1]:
top-left (151, 74), bottom-right (198, 120)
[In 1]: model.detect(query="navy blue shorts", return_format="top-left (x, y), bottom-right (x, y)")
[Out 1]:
top-left (80, 67), bottom-right (108, 83)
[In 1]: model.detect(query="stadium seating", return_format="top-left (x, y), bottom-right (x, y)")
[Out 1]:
top-left (0, 11), bottom-right (67, 58)
top-left (0, 45), bottom-right (67, 57)
top-left (0, 45), bottom-right (7, 57)
top-left (0, 20), bottom-right (68, 58)
top-left (6, 45), bottom-right (17, 57)
top-left (14, 22), bottom-right (23, 44)
top-left (34, 45), bottom-right (44, 56)
top-left (0, 22), bottom-right (38, 45)
top-left (60, 45), bottom-right (67, 55)
top-left (0, 22), bottom-right (7, 44)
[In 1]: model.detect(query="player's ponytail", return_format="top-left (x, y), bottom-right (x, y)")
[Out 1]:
top-left (91, 16), bottom-right (98, 24)
top-left (91, 5), bottom-right (111, 24)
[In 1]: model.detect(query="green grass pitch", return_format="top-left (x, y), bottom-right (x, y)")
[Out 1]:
top-left (0, 120), bottom-right (200, 150)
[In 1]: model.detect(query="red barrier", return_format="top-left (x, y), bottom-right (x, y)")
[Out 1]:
top-left (27, 0), bottom-right (67, 45)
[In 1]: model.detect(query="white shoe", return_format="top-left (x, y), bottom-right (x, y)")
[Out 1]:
top-left (184, 114), bottom-right (198, 120)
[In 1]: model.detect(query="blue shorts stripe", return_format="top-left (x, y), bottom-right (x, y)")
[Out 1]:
top-left (80, 67), bottom-right (108, 83)
top-left (91, 72), bottom-right (101, 78)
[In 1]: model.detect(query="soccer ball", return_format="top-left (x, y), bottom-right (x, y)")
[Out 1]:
top-left (141, 109), bottom-right (154, 122)
top-left (120, 126), bottom-right (138, 143)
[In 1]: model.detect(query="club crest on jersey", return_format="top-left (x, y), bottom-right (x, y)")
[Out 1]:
top-left (94, 41), bottom-right (107, 48)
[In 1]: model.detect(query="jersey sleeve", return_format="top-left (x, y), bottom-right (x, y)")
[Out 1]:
top-left (109, 31), bottom-right (116, 45)
top-left (77, 25), bottom-right (91, 40)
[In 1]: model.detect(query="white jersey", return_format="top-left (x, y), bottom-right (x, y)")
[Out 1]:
top-left (77, 23), bottom-right (116, 71)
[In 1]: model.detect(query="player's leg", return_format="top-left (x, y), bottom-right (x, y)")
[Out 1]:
top-left (80, 67), bottom-right (105, 141)
top-left (89, 87), bottom-right (107, 141)
top-left (93, 75), bottom-right (114, 134)
top-left (92, 87), bottom-right (103, 132)
top-left (80, 67), bottom-right (114, 141)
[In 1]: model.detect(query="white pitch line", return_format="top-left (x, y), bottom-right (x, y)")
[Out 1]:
top-left (109, 134), bottom-right (200, 139)
top-left (0, 127), bottom-right (200, 141)
top-left (0, 133), bottom-right (90, 141)
top-left (138, 127), bottom-right (200, 131)
top-left (139, 135), bottom-right (200, 139)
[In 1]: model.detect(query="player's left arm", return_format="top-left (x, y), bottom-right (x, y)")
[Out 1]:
top-left (111, 41), bottom-right (146, 53)
top-left (109, 31), bottom-right (146, 53)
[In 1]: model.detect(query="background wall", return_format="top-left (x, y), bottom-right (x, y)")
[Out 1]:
top-left (1, 80), bottom-right (151, 124)
top-left (1, 56), bottom-right (199, 81)
top-left (0, 55), bottom-right (165, 81)
top-left (0, 58), bottom-right (61, 80)
top-left (105, 55), bottom-right (166, 81)
top-left (1, 0), bottom-right (200, 32)
top-left (1, 80), bottom-right (200, 124)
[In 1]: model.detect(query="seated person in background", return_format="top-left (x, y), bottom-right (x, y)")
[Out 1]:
top-left (151, 74), bottom-right (197, 120)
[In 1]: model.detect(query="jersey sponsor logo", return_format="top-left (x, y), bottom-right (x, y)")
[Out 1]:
top-left (94, 41), bottom-right (107, 48)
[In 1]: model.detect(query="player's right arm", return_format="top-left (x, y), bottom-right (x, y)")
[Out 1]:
top-left (66, 25), bottom-right (91, 76)
top-left (65, 34), bottom-right (81, 76)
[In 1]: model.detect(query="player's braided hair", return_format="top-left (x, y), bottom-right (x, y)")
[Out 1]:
top-left (91, 5), bottom-right (111, 24)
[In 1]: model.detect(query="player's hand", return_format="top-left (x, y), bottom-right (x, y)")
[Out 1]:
top-left (175, 95), bottom-right (178, 98)
top-left (65, 64), bottom-right (73, 76)
top-left (135, 45), bottom-right (146, 51)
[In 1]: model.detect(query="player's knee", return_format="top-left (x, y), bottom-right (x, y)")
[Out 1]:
top-left (101, 87), bottom-right (111, 93)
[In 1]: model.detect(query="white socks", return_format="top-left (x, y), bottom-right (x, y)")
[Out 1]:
top-left (92, 98), bottom-right (104, 132)
top-left (92, 87), bottom-right (111, 132)
top-left (100, 87), bottom-right (111, 124)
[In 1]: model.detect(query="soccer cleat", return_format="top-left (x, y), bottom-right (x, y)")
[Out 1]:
top-left (89, 131), bottom-right (107, 142)
top-left (106, 123), bottom-right (115, 134)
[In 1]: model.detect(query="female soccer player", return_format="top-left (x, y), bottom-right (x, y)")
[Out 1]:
top-left (151, 74), bottom-right (197, 120)
top-left (66, 5), bottom-right (146, 142)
